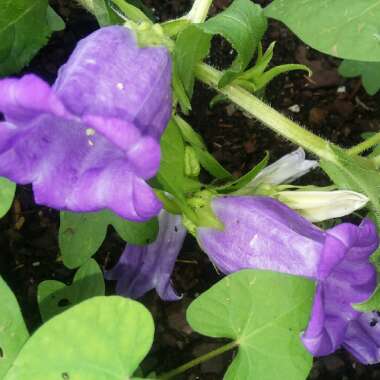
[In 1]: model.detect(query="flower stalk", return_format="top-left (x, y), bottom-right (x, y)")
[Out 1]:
top-left (195, 63), bottom-right (339, 162)
top-left (185, 0), bottom-right (213, 23)
top-left (158, 341), bottom-right (237, 379)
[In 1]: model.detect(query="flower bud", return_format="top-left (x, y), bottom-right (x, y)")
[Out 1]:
top-left (248, 148), bottom-right (318, 187)
top-left (277, 190), bottom-right (369, 222)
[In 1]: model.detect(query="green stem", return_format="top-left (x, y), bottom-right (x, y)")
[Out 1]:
top-left (158, 341), bottom-right (237, 379)
top-left (195, 63), bottom-right (338, 162)
top-left (347, 132), bottom-right (380, 156)
top-left (185, 0), bottom-right (214, 23)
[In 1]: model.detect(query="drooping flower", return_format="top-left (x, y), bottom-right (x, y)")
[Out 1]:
top-left (248, 147), bottom-right (318, 188)
top-left (105, 210), bottom-right (186, 300)
top-left (196, 196), bottom-right (379, 363)
top-left (277, 190), bottom-right (369, 222)
top-left (0, 26), bottom-right (172, 221)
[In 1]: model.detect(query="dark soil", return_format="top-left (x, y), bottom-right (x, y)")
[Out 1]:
top-left (1, 1), bottom-right (380, 379)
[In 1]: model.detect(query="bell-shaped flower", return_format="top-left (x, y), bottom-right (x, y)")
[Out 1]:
top-left (197, 195), bottom-right (379, 363)
top-left (248, 147), bottom-right (318, 188)
top-left (277, 190), bottom-right (369, 222)
top-left (105, 210), bottom-right (186, 300)
top-left (0, 26), bottom-right (172, 221)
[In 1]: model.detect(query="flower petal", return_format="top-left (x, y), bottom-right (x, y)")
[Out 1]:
top-left (248, 148), bottom-right (318, 187)
top-left (197, 196), bottom-right (324, 277)
top-left (0, 75), bottom-right (66, 123)
top-left (53, 26), bottom-right (172, 139)
top-left (343, 311), bottom-right (380, 364)
top-left (106, 210), bottom-right (186, 300)
top-left (0, 26), bottom-right (172, 221)
top-left (302, 219), bottom-right (378, 357)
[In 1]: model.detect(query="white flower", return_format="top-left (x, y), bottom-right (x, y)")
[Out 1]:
top-left (277, 190), bottom-right (369, 222)
top-left (249, 148), bottom-right (318, 187)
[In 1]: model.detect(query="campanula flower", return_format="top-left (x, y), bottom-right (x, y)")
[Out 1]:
top-left (0, 26), bottom-right (172, 221)
top-left (277, 190), bottom-right (369, 222)
top-left (197, 196), bottom-right (379, 363)
top-left (105, 210), bottom-right (186, 300)
top-left (248, 147), bottom-right (318, 188)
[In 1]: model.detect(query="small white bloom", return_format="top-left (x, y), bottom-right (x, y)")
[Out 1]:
top-left (277, 190), bottom-right (369, 222)
top-left (249, 148), bottom-right (318, 188)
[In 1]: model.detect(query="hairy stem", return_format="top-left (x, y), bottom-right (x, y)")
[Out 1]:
top-left (185, 0), bottom-right (214, 23)
top-left (158, 341), bottom-right (237, 379)
top-left (347, 132), bottom-right (380, 156)
top-left (195, 63), bottom-right (339, 162)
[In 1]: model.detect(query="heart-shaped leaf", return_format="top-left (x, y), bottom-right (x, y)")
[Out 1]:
top-left (339, 60), bottom-right (380, 96)
top-left (265, 0), bottom-right (380, 61)
top-left (59, 210), bottom-right (158, 269)
top-left (38, 259), bottom-right (105, 321)
top-left (0, 276), bottom-right (29, 378)
top-left (0, 177), bottom-right (15, 218)
top-left (187, 270), bottom-right (314, 380)
top-left (4, 296), bottom-right (154, 380)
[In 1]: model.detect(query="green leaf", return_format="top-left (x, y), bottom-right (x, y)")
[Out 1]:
top-left (174, 115), bottom-right (233, 180)
top-left (0, 0), bottom-right (52, 75)
top-left (199, 0), bottom-right (267, 87)
top-left (354, 283), bottom-right (380, 312)
top-left (161, 19), bottom-right (190, 37)
top-left (187, 270), bottom-right (314, 380)
top-left (0, 177), bottom-right (15, 218)
top-left (320, 146), bottom-right (380, 233)
top-left (237, 42), bottom-right (311, 93)
top-left (216, 152), bottom-right (269, 193)
top-left (265, 0), bottom-right (380, 62)
top-left (0, 276), bottom-right (29, 378)
top-left (172, 68), bottom-right (192, 114)
top-left (38, 259), bottom-right (105, 321)
top-left (157, 119), bottom-right (201, 198)
top-left (46, 6), bottom-right (65, 31)
top-left (359, 132), bottom-right (380, 157)
top-left (89, 0), bottom-right (117, 26)
top-left (174, 24), bottom-right (211, 99)
top-left (339, 60), bottom-right (380, 96)
top-left (59, 210), bottom-right (158, 269)
top-left (109, 0), bottom-right (152, 23)
top-left (249, 63), bottom-right (311, 92)
top-left (4, 296), bottom-right (154, 380)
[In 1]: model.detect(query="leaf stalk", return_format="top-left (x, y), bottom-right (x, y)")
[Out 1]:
top-left (185, 0), bottom-right (214, 23)
top-left (158, 340), bottom-right (237, 379)
top-left (347, 131), bottom-right (380, 156)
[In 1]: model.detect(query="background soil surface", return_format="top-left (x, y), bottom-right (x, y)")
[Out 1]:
top-left (1, 1), bottom-right (380, 379)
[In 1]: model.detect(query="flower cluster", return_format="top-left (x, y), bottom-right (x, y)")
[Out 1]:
top-left (2, 22), bottom-right (378, 366)
top-left (0, 26), bottom-right (172, 221)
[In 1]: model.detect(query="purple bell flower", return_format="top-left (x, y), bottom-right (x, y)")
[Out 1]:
top-left (0, 26), bottom-right (172, 221)
top-left (197, 196), bottom-right (379, 363)
top-left (105, 210), bottom-right (186, 300)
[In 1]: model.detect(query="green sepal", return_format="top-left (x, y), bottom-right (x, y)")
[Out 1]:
top-left (183, 190), bottom-right (224, 235)
top-left (184, 146), bottom-right (201, 177)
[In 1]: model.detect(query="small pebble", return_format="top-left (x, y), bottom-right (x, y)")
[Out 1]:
top-left (337, 85), bottom-right (346, 93)
top-left (288, 104), bottom-right (301, 113)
